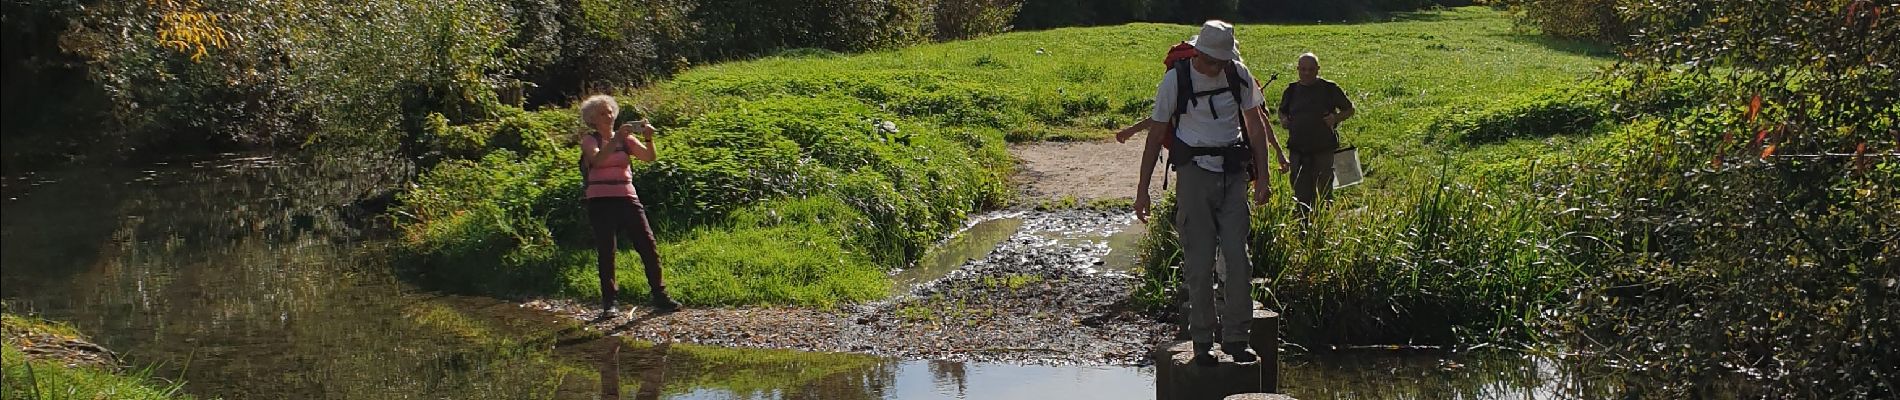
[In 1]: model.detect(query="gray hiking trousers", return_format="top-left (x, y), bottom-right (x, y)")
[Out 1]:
top-left (1174, 165), bottom-right (1254, 344)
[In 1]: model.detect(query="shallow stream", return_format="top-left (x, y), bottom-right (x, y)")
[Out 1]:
top-left (1, 155), bottom-right (1622, 399)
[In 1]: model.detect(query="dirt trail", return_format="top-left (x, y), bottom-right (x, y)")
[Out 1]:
top-left (1010, 140), bottom-right (1166, 202)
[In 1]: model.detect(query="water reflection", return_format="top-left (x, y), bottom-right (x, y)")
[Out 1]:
top-left (929, 360), bottom-right (968, 397)
top-left (892, 215), bottom-right (1024, 292)
top-left (1098, 219), bottom-right (1146, 271)
top-left (0, 153), bottom-right (574, 399)
top-left (1273, 349), bottom-right (1713, 400)
top-left (596, 339), bottom-right (664, 400)
top-left (1282, 351), bottom-right (1544, 399)
top-left (886, 362), bottom-right (1151, 400)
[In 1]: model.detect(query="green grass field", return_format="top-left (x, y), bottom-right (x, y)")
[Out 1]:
top-left (664, 6), bottom-right (1609, 159)
top-left (396, 6), bottom-right (1620, 310)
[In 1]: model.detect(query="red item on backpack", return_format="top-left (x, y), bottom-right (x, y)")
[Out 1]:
top-left (1157, 41), bottom-right (1198, 151)
top-left (1163, 42), bottom-right (1198, 71)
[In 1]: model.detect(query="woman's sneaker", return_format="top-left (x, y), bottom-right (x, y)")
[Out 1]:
top-left (595, 306), bottom-right (623, 321)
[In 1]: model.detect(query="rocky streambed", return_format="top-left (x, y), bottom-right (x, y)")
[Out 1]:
top-left (525, 209), bottom-right (1175, 365)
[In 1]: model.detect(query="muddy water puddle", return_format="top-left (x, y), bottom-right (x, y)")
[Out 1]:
top-left (893, 210), bottom-right (1147, 294)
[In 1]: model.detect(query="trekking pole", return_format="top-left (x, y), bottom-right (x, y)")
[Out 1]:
top-left (1161, 155), bottom-right (1171, 191)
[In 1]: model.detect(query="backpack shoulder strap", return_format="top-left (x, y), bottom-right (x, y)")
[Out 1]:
top-left (1223, 62), bottom-right (1258, 150)
top-left (1162, 60), bottom-right (1193, 171)
top-left (1171, 59), bottom-right (1193, 123)
top-left (1223, 61), bottom-right (1252, 102)
top-left (579, 134), bottom-right (596, 189)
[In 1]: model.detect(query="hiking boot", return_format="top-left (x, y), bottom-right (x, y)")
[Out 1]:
top-left (1223, 341), bottom-right (1258, 363)
top-left (600, 286), bottom-right (620, 319)
top-left (1192, 342), bottom-right (1217, 366)
top-left (649, 293), bottom-right (681, 313)
top-left (595, 306), bottom-right (623, 321)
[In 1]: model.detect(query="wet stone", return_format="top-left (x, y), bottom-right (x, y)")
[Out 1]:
top-left (1251, 309), bottom-right (1279, 357)
top-left (1155, 339), bottom-right (1275, 400)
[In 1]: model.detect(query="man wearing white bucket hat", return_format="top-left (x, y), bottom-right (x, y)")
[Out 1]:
top-left (1133, 20), bottom-right (1278, 367)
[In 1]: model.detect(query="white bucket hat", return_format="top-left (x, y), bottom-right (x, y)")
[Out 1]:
top-left (1187, 20), bottom-right (1241, 62)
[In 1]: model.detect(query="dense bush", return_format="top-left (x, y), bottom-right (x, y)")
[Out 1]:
top-left (415, 108), bottom-right (571, 170)
top-left (531, 0), bottom-right (698, 101)
top-left (14, 0), bottom-right (519, 165)
top-left (395, 146), bottom-right (578, 297)
top-left (692, 0), bottom-right (928, 58)
top-left (1, 0), bottom-right (1032, 170)
top-left (1144, 0), bottom-right (1239, 24)
top-left (935, 0), bottom-right (1026, 40)
top-left (1554, 119), bottom-right (1897, 398)
top-left (1549, 0), bottom-right (1898, 397)
top-left (1506, 0), bottom-right (1630, 42)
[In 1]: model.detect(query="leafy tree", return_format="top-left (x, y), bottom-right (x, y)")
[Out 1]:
top-left (1562, 1), bottom-right (1898, 397)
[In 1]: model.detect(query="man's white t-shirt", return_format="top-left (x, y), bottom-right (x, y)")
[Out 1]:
top-left (1148, 62), bottom-right (1264, 173)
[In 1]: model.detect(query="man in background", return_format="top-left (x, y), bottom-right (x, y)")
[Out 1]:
top-left (1277, 53), bottom-right (1355, 215)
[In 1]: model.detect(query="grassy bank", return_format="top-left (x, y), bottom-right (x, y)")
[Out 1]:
top-left (1133, 1), bottom-right (1896, 397)
top-left (2, 313), bottom-right (196, 400)
top-left (392, 95), bottom-right (1012, 307)
top-left (392, 6), bottom-right (1611, 308)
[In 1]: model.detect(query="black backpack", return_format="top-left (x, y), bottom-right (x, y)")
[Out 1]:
top-left (1161, 58), bottom-right (1271, 184)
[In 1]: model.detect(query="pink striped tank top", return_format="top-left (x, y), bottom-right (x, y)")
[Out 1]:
top-left (581, 135), bottom-right (639, 199)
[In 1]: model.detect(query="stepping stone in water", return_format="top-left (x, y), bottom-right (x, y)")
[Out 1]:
top-left (1151, 308), bottom-right (1280, 400)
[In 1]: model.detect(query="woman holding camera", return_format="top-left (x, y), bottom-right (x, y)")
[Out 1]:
top-left (579, 94), bottom-right (680, 317)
